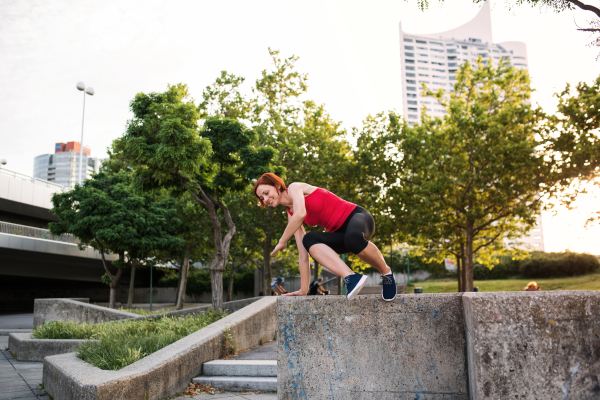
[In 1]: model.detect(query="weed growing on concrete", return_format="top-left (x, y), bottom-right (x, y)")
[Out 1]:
top-left (274, 332), bottom-right (277, 341)
top-left (32, 309), bottom-right (227, 370)
top-left (117, 307), bottom-right (169, 315)
top-left (221, 327), bottom-right (237, 357)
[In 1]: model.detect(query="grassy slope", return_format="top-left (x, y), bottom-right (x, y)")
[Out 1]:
top-left (406, 271), bottom-right (600, 293)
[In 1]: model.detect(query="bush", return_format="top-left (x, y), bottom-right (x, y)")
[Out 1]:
top-left (474, 252), bottom-right (600, 280)
top-left (520, 252), bottom-right (600, 278)
top-left (32, 309), bottom-right (226, 370)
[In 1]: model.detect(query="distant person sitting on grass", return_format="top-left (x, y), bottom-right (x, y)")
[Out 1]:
top-left (524, 281), bottom-right (540, 291)
top-left (271, 277), bottom-right (288, 296)
top-left (309, 276), bottom-right (330, 295)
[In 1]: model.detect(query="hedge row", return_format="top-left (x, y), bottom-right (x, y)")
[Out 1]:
top-left (157, 267), bottom-right (255, 295)
top-left (474, 252), bottom-right (600, 280)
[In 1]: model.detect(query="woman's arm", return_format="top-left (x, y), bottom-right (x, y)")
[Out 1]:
top-left (282, 224), bottom-right (310, 296)
top-left (271, 183), bottom-right (307, 256)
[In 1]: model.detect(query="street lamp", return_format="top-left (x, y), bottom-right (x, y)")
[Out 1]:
top-left (402, 248), bottom-right (411, 285)
top-left (76, 82), bottom-right (95, 185)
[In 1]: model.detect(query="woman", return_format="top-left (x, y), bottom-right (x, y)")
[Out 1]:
top-left (253, 173), bottom-right (396, 301)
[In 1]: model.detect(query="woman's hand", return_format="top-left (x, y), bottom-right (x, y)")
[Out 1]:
top-left (271, 240), bottom-right (287, 256)
top-left (282, 290), bottom-right (307, 296)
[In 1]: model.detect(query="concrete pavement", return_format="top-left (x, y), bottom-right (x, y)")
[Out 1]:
top-left (0, 336), bottom-right (48, 400)
top-left (0, 314), bottom-right (33, 330)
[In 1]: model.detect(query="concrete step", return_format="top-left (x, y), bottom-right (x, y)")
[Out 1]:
top-left (202, 360), bottom-right (277, 377)
top-left (192, 376), bottom-right (277, 392)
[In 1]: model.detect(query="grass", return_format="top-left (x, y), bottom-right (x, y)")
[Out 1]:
top-left (406, 270), bottom-right (600, 293)
top-left (116, 307), bottom-right (170, 315)
top-left (32, 309), bottom-right (227, 370)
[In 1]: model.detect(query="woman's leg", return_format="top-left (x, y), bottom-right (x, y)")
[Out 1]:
top-left (308, 243), bottom-right (354, 278)
top-left (355, 242), bottom-right (391, 275)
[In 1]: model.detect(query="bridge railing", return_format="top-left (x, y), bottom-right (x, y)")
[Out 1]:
top-left (0, 221), bottom-right (80, 245)
top-left (0, 168), bottom-right (71, 192)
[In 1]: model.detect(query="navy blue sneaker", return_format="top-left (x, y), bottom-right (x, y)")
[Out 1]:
top-left (344, 273), bottom-right (368, 300)
top-left (381, 270), bottom-right (397, 301)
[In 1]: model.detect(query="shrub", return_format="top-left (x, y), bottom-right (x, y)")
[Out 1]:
top-left (520, 252), bottom-right (600, 278)
top-left (473, 252), bottom-right (600, 280)
top-left (32, 309), bottom-right (226, 370)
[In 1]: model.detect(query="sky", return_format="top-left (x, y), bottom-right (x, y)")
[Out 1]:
top-left (0, 0), bottom-right (598, 253)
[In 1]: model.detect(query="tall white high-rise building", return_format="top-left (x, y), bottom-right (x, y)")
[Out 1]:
top-left (399, 1), bottom-right (528, 125)
top-left (33, 141), bottom-right (100, 188)
top-left (399, 1), bottom-right (544, 251)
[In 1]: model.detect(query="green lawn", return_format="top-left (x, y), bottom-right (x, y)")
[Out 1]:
top-left (406, 271), bottom-right (600, 293)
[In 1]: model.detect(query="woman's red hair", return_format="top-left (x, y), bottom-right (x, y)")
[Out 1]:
top-left (254, 173), bottom-right (287, 208)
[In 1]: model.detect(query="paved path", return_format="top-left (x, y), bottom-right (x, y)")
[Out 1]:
top-left (229, 340), bottom-right (277, 361)
top-left (0, 314), bottom-right (33, 330)
top-left (0, 337), bottom-right (48, 400)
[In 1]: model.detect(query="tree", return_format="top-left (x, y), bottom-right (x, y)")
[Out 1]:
top-left (113, 84), bottom-right (277, 310)
top-left (387, 59), bottom-right (546, 291)
top-left (50, 171), bottom-right (184, 308)
top-left (411, 0), bottom-right (600, 55)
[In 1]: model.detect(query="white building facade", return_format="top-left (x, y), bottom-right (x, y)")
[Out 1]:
top-left (33, 142), bottom-right (100, 188)
top-left (399, 1), bottom-right (544, 251)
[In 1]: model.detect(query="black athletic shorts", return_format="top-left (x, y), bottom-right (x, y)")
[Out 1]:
top-left (302, 206), bottom-right (375, 255)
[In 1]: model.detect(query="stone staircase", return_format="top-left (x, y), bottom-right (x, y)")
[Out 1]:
top-left (193, 359), bottom-right (277, 391)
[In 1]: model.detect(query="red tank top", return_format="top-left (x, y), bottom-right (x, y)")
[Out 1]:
top-left (286, 187), bottom-right (356, 232)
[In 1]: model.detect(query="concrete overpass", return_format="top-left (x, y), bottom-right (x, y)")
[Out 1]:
top-left (0, 169), bottom-right (118, 311)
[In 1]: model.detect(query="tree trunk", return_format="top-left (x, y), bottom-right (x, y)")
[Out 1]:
top-left (211, 268), bottom-right (224, 311)
top-left (460, 243), bottom-right (467, 293)
top-left (227, 258), bottom-right (236, 302)
top-left (313, 260), bottom-right (320, 283)
top-left (456, 254), bottom-right (463, 293)
top-left (176, 245), bottom-right (192, 310)
top-left (109, 268), bottom-right (124, 309)
top-left (464, 220), bottom-right (475, 292)
top-left (127, 260), bottom-right (138, 309)
top-left (174, 259), bottom-right (184, 304)
top-left (262, 233), bottom-right (272, 296)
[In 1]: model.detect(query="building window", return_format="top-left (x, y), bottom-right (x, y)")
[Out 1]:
top-left (418, 60), bottom-right (429, 63)
top-left (431, 48), bottom-right (444, 53)
top-left (406, 66), bottom-right (415, 71)
top-left (405, 45), bottom-right (414, 50)
top-left (417, 46), bottom-right (427, 50)
top-left (432, 55), bottom-right (445, 59)
top-left (404, 38), bottom-right (414, 42)
top-left (405, 59), bottom-right (415, 64)
top-left (416, 40), bottom-right (427, 44)
top-left (406, 52), bottom-right (415, 57)
top-left (408, 107), bottom-right (418, 112)
top-left (418, 66), bottom-right (430, 70)
top-left (432, 62), bottom-right (445, 66)
top-left (419, 53), bottom-right (428, 57)
top-left (448, 62), bottom-right (458, 67)
top-left (407, 93), bottom-right (417, 98)
top-left (418, 73), bottom-right (429, 77)
top-left (406, 72), bottom-right (416, 77)
top-left (447, 56), bottom-right (457, 60)
top-left (408, 114), bottom-right (418, 119)
top-left (419, 80), bottom-right (430, 84)
top-left (408, 100), bottom-right (417, 105)
top-left (432, 75), bottom-right (445, 79)
top-left (407, 86), bottom-right (416, 91)
top-left (430, 41), bottom-right (443, 46)
top-left (468, 38), bottom-right (482, 43)
top-left (461, 45), bottom-right (468, 49)
top-left (406, 79), bottom-right (416, 84)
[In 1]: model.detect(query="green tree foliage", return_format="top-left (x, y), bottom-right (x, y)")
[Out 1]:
top-left (113, 84), bottom-right (276, 310)
top-left (49, 171), bottom-right (184, 308)
top-left (387, 59), bottom-right (546, 291)
top-left (545, 75), bottom-right (600, 225)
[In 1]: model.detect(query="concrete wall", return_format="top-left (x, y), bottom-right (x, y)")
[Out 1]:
top-left (8, 332), bottom-right (98, 362)
top-left (463, 291), bottom-right (600, 399)
top-left (113, 286), bottom-right (254, 305)
top-left (33, 298), bottom-right (139, 327)
top-left (33, 297), bottom-right (263, 327)
top-left (277, 294), bottom-right (468, 400)
top-left (43, 297), bottom-right (276, 400)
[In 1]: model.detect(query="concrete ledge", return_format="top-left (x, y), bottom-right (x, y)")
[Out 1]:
top-left (0, 329), bottom-right (32, 336)
top-left (192, 376), bottom-right (277, 392)
top-left (8, 332), bottom-right (98, 362)
top-left (203, 360), bottom-right (277, 376)
top-left (277, 294), bottom-right (468, 400)
top-left (34, 297), bottom-right (262, 327)
top-left (34, 298), bottom-right (138, 327)
top-left (463, 291), bottom-right (600, 399)
top-left (43, 297), bottom-right (276, 400)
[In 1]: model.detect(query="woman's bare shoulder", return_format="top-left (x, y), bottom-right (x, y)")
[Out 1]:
top-left (288, 182), bottom-right (319, 196)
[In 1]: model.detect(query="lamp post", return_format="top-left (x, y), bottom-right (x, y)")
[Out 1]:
top-left (76, 82), bottom-right (95, 186)
top-left (402, 248), bottom-right (411, 285)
